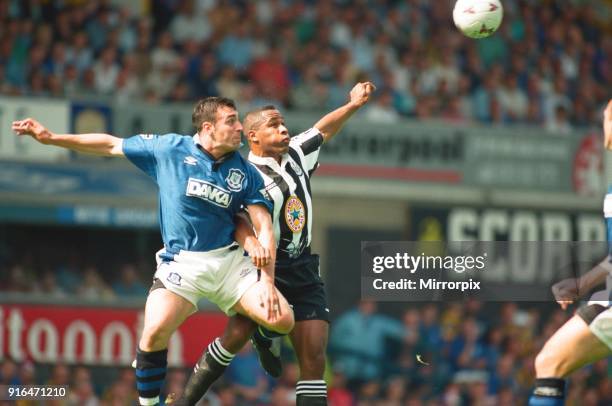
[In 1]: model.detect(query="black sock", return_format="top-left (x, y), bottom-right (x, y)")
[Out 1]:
top-left (182, 338), bottom-right (234, 405)
top-left (135, 348), bottom-right (168, 406)
top-left (296, 380), bottom-right (327, 406)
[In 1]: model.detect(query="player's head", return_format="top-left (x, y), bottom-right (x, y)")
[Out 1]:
top-left (192, 97), bottom-right (243, 153)
top-left (243, 105), bottom-right (290, 159)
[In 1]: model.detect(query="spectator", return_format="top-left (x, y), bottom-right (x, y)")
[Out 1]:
top-left (216, 66), bottom-right (242, 105)
top-left (250, 46), bottom-right (291, 105)
top-left (472, 74), bottom-right (500, 123)
top-left (330, 299), bottom-right (406, 383)
top-left (290, 64), bottom-right (328, 112)
top-left (0, 0), bottom-right (607, 129)
top-left (0, 359), bottom-right (21, 385)
top-left (170, 0), bottom-right (212, 44)
top-left (448, 317), bottom-right (485, 371)
top-left (77, 266), bottom-right (115, 301)
top-left (47, 363), bottom-right (71, 386)
top-left (92, 46), bottom-right (119, 94)
top-left (147, 30), bottom-right (181, 98)
top-left (114, 55), bottom-right (142, 104)
top-left (364, 90), bottom-right (401, 123)
top-left (225, 343), bottom-right (269, 404)
top-left (192, 55), bottom-right (219, 98)
top-left (35, 271), bottom-right (66, 298)
top-left (497, 74), bottom-right (529, 123)
top-left (217, 24), bottom-right (254, 72)
top-left (328, 369), bottom-right (355, 406)
top-left (66, 31), bottom-right (94, 73)
top-left (112, 264), bottom-right (147, 297)
top-left (546, 105), bottom-right (573, 135)
top-left (378, 376), bottom-right (408, 406)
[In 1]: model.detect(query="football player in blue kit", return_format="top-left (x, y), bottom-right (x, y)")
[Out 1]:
top-left (11, 96), bottom-right (294, 406)
top-left (528, 99), bottom-right (612, 406)
top-left (176, 82), bottom-right (376, 406)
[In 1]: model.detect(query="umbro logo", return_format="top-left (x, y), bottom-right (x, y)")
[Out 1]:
top-left (184, 156), bottom-right (198, 165)
top-left (240, 268), bottom-right (252, 278)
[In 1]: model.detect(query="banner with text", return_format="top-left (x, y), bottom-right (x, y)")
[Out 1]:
top-left (0, 97), bottom-right (70, 161)
top-left (109, 102), bottom-right (604, 195)
top-left (0, 97), bottom-right (604, 195)
top-left (0, 305), bottom-right (226, 367)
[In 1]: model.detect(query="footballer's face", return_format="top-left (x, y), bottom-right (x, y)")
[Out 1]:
top-left (251, 110), bottom-right (290, 159)
top-left (210, 106), bottom-right (243, 152)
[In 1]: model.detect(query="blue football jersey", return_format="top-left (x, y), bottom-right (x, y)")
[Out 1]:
top-left (122, 133), bottom-right (272, 259)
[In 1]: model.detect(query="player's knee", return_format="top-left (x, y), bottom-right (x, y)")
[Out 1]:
top-left (267, 311), bottom-right (295, 335)
top-left (534, 347), bottom-right (566, 378)
top-left (140, 322), bottom-right (173, 351)
top-left (221, 322), bottom-right (255, 354)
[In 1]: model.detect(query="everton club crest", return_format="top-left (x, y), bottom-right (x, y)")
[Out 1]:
top-left (226, 168), bottom-right (245, 192)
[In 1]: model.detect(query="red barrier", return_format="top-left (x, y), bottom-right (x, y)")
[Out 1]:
top-left (0, 304), bottom-right (227, 367)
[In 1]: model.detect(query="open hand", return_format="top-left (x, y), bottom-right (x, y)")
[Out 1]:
top-left (12, 118), bottom-right (52, 143)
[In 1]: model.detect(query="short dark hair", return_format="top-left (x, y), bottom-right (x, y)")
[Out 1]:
top-left (243, 105), bottom-right (278, 133)
top-left (192, 97), bottom-right (237, 131)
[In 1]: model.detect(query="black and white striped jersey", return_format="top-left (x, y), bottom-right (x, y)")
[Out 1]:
top-left (248, 127), bottom-right (324, 262)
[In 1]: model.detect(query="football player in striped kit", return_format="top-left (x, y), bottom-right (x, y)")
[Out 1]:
top-left (528, 99), bottom-right (612, 406)
top-left (178, 82), bottom-right (375, 406)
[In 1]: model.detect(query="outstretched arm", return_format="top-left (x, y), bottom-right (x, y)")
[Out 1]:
top-left (314, 81), bottom-right (376, 143)
top-left (12, 118), bottom-right (124, 157)
top-left (604, 99), bottom-right (612, 150)
top-left (552, 259), bottom-right (611, 310)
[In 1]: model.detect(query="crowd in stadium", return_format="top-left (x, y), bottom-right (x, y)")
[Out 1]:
top-left (1, 243), bottom-right (611, 405)
top-left (1, 0), bottom-right (611, 405)
top-left (0, 296), bottom-right (610, 405)
top-left (0, 0), bottom-right (610, 132)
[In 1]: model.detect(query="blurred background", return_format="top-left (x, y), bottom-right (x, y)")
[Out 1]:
top-left (0, 0), bottom-right (611, 405)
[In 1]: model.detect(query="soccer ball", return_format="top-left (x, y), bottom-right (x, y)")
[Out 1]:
top-left (453, 0), bottom-right (503, 39)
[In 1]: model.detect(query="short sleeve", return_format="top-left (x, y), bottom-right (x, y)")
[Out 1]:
top-left (243, 163), bottom-right (273, 213)
top-left (289, 128), bottom-right (324, 172)
top-left (122, 134), bottom-right (162, 179)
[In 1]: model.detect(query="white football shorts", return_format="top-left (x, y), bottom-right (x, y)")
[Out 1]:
top-left (154, 243), bottom-right (259, 315)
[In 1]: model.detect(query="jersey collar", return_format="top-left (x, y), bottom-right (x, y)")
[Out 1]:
top-left (192, 134), bottom-right (235, 169)
top-left (248, 151), bottom-right (289, 171)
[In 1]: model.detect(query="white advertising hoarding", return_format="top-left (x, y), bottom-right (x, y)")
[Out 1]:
top-left (0, 97), bottom-right (70, 161)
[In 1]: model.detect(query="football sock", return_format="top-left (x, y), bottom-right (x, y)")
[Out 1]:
top-left (528, 378), bottom-right (566, 406)
top-left (296, 380), bottom-right (327, 406)
top-left (182, 338), bottom-right (234, 405)
top-left (135, 348), bottom-right (168, 406)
